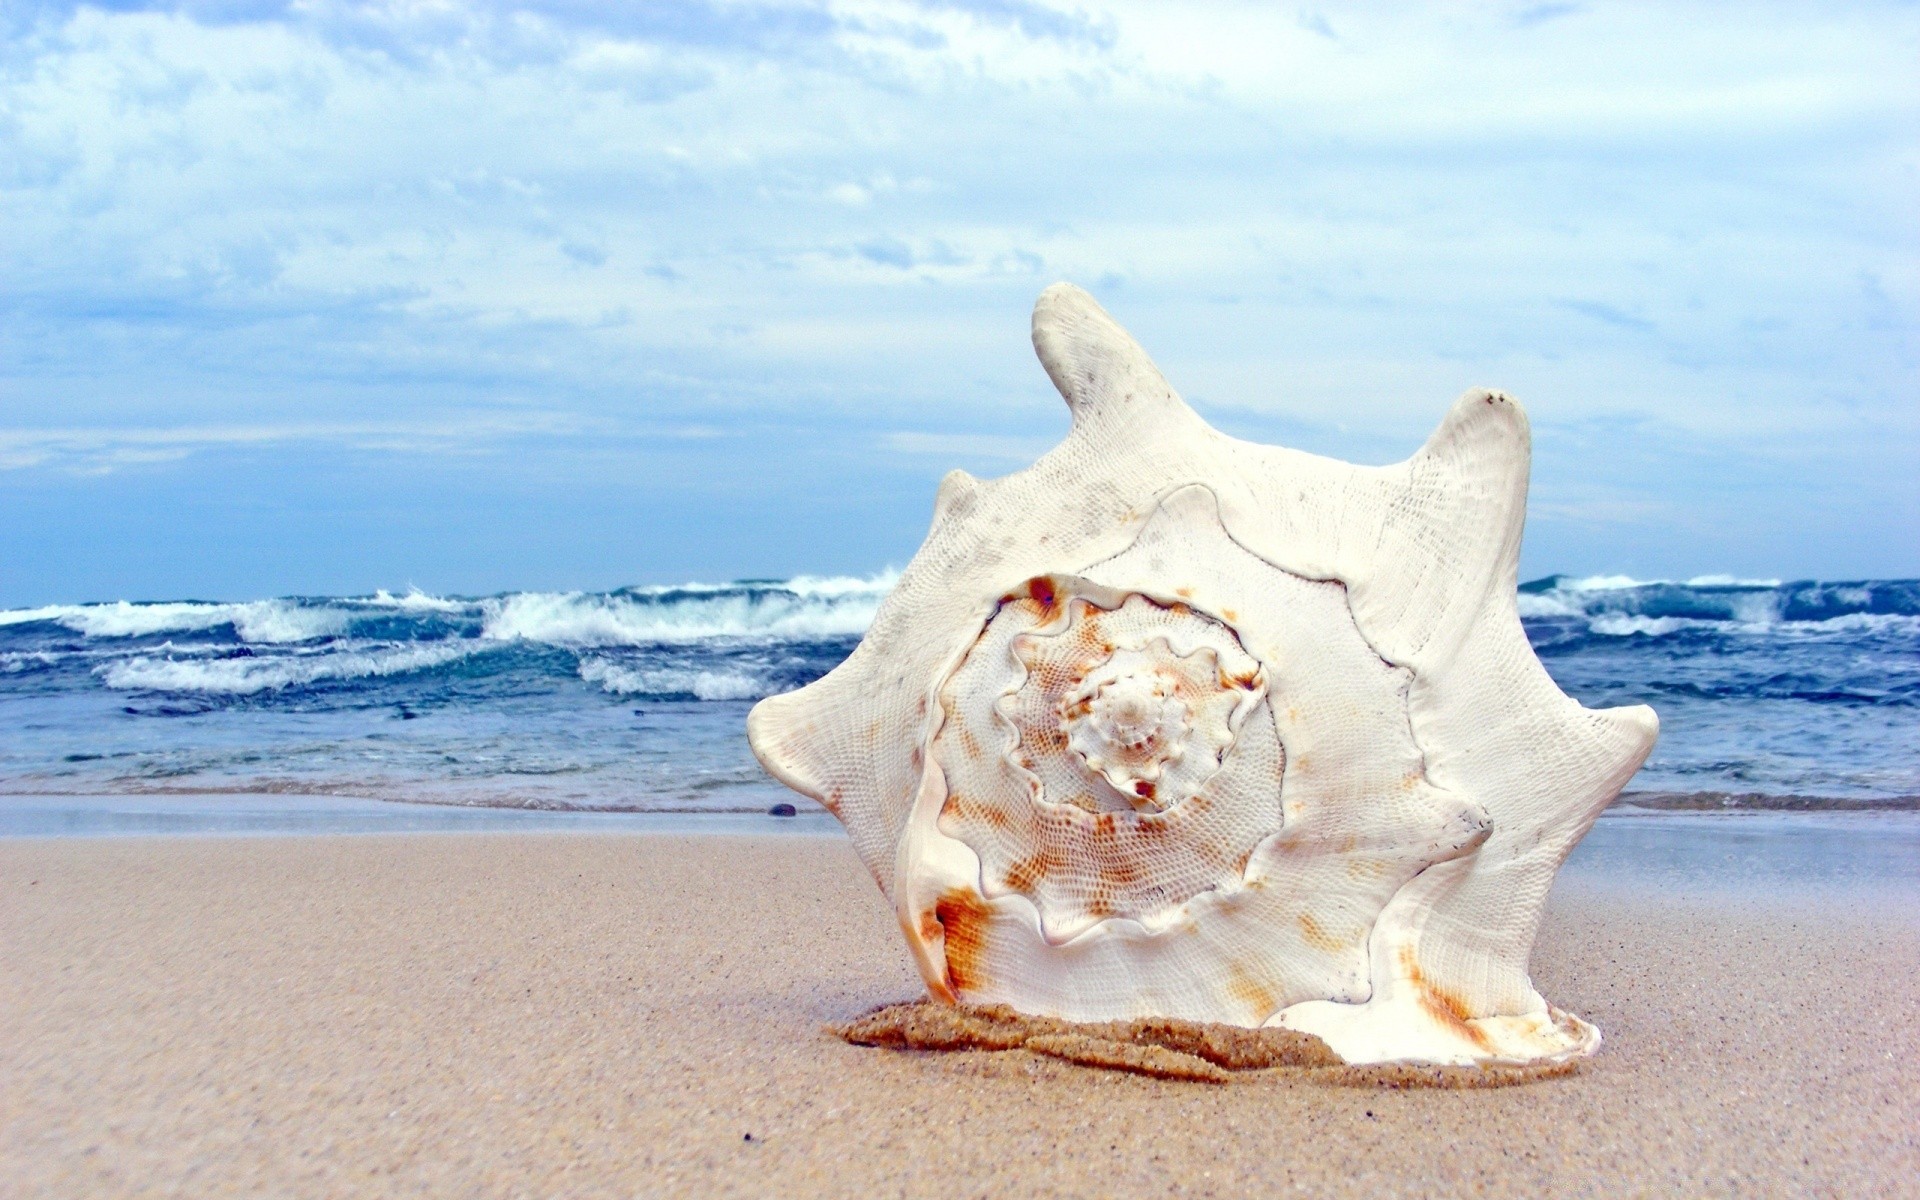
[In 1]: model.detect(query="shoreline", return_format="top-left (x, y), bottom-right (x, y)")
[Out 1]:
top-left (3, 788), bottom-right (1918, 840)
top-left (4, 829), bottom-right (1914, 1197)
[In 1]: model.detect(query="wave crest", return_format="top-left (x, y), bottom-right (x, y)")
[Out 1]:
top-left (479, 575), bottom-right (894, 646)
top-left (1518, 575), bottom-right (1920, 637)
top-left (0, 572), bottom-right (898, 648)
top-left (98, 643), bottom-right (478, 695)
top-left (578, 657), bottom-right (775, 700)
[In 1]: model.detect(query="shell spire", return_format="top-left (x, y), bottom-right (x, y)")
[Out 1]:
top-left (749, 284), bottom-right (1656, 1067)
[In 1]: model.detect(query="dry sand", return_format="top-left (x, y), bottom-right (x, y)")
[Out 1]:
top-left (3, 832), bottom-right (1916, 1198)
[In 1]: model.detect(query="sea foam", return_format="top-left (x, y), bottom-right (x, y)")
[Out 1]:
top-left (479, 574), bottom-right (893, 646)
top-left (577, 657), bottom-right (774, 701)
top-left (0, 599), bottom-right (349, 643)
top-left (97, 642), bottom-right (477, 695)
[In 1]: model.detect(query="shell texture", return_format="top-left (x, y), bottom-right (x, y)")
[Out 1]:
top-left (748, 284), bottom-right (1658, 1067)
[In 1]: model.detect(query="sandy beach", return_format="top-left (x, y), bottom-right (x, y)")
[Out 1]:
top-left (4, 826), bottom-right (1916, 1198)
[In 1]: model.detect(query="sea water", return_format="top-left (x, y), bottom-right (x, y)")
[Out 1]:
top-left (1, 574), bottom-right (1914, 813)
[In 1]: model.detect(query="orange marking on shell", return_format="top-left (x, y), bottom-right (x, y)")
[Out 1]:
top-left (1222, 608), bottom-right (1238, 622)
top-left (1002, 847), bottom-right (1062, 892)
top-left (1399, 946), bottom-right (1491, 1049)
top-left (1225, 965), bottom-right (1279, 1018)
top-left (1102, 855), bottom-right (1145, 887)
top-left (1176, 586), bottom-right (1194, 598)
top-left (959, 792), bottom-right (1013, 830)
top-left (935, 888), bottom-right (995, 994)
top-left (1297, 912), bottom-right (1345, 953)
top-left (1027, 576), bottom-right (1058, 616)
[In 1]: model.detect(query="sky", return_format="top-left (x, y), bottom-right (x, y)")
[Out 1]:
top-left (1, 0), bottom-right (1914, 605)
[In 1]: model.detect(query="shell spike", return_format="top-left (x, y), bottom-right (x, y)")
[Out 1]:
top-left (745, 692), bottom-right (827, 808)
top-left (1031, 283), bottom-right (1200, 438)
top-left (931, 468), bottom-right (981, 525)
top-left (1407, 387), bottom-right (1533, 556)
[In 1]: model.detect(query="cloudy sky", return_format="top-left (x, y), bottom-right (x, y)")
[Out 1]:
top-left (1, 0), bottom-right (1914, 604)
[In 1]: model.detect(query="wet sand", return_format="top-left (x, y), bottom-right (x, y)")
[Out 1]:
top-left (3, 826), bottom-right (1916, 1197)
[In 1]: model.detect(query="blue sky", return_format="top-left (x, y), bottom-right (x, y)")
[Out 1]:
top-left (1, 0), bottom-right (1914, 605)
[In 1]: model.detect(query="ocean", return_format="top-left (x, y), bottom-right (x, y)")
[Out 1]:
top-left (2, 574), bottom-right (1914, 814)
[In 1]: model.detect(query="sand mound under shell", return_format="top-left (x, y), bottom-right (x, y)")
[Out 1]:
top-left (833, 1001), bottom-right (1582, 1088)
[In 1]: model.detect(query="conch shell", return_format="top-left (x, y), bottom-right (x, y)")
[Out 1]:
top-left (749, 284), bottom-right (1657, 1067)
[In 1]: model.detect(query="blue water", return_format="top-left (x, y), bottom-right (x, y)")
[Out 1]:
top-left (1, 574), bottom-right (1914, 812)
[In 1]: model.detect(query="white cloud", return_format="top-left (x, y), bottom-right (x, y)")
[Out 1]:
top-left (0, 413), bottom-right (595, 474)
top-left (0, 0), bottom-right (1914, 588)
top-left (882, 430), bottom-right (1053, 461)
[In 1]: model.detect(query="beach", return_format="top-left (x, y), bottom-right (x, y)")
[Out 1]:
top-left (4, 818), bottom-right (1916, 1197)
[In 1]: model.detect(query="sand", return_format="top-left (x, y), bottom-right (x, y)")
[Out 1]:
top-left (3, 832), bottom-right (1916, 1198)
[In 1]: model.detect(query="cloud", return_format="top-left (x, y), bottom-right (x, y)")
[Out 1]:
top-left (0, 414), bottom-right (603, 474)
top-left (0, 0), bottom-right (1915, 596)
top-left (882, 431), bottom-right (1054, 462)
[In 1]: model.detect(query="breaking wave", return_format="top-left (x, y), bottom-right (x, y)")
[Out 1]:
top-left (479, 574), bottom-right (894, 646)
top-left (96, 643), bottom-right (480, 695)
top-left (577, 657), bottom-right (773, 701)
top-left (0, 598), bottom-right (351, 643)
top-left (3, 571), bottom-right (1913, 811)
top-left (1516, 575), bottom-right (1920, 637)
top-left (0, 573), bottom-right (897, 649)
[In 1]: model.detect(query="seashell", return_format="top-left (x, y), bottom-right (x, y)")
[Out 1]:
top-left (749, 283), bottom-right (1658, 1067)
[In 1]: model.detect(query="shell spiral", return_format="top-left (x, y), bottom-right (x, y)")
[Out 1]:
top-left (747, 284), bottom-right (1660, 1067)
top-left (937, 580), bottom-right (1277, 944)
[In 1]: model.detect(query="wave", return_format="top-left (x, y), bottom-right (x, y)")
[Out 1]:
top-left (479, 575), bottom-right (894, 646)
top-left (0, 598), bottom-right (351, 643)
top-left (0, 572), bottom-right (898, 648)
top-left (96, 643), bottom-right (479, 695)
top-left (577, 657), bottom-right (776, 701)
top-left (1517, 575), bottom-right (1920, 635)
top-left (6, 574), bottom-right (1914, 674)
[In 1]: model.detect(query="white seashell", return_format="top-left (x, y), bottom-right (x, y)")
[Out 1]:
top-left (749, 283), bottom-right (1658, 1067)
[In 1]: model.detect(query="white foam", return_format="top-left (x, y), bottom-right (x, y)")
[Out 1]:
top-left (0, 599), bottom-right (347, 643)
top-left (1554, 574), bottom-right (1652, 592)
top-left (481, 583), bottom-right (889, 646)
top-left (361, 589), bottom-right (473, 613)
top-left (1588, 614), bottom-right (1701, 637)
top-left (97, 642), bottom-right (475, 694)
top-left (1515, 592), bottom-right (1583, 619)
top-left (1547, 574), bottom-right (1785, 592)
top-left (615, 570), bottom-right (899, 598)
top-left (778, 570), bottom-right (902, 597)
top-left (1762, 611), bottom-right (1920, 638)
top-left (1683, 574), bottom-right (1784, 589)
top-left (578, 657), bottom-right (774, 700)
